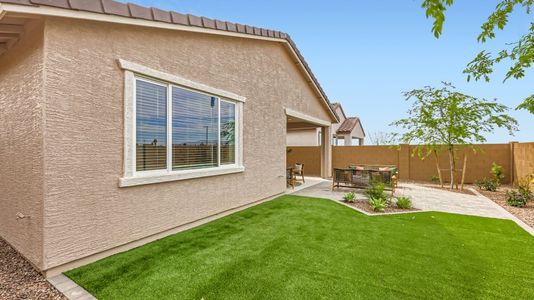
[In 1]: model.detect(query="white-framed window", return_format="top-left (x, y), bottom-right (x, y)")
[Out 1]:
top-left (118, 60), bottom-right (245, 187)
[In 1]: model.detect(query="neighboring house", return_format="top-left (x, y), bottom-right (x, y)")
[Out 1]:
top-left (287, 102), bottom-right (365, 146)
top-left (0, 0), bottom-right (338, 277)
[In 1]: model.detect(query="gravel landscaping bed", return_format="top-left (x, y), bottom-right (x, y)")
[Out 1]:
top-left (474, 186), bottom-right (534, 229)
top-left (404, 181), bottom-right (477, 196)
top-left (343, 199), bottom-right (419, 214)
top-left (0, 238), bottom-right (66, 300)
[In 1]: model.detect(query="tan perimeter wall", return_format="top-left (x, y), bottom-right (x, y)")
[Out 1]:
top-left (40, 17), bottom-right (333, 270)
top-left (0, 20), bottom-right (45, 268)
top-left (290, 143), bottom-right (534, 184)
top-left (513, 142), bottom-right (534, 187)
top-left (287, 147), bottom-right (322, 176)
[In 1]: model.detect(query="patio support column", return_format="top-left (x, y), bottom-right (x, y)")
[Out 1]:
top-left (321, 126), bottom-right (332, 178)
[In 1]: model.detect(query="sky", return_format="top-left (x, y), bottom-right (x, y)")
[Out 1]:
top-left (123, 0), bottom-right (533, 143)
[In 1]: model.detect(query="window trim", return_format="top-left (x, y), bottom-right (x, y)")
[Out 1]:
top-left (119, 60), bottom-right (245, 187)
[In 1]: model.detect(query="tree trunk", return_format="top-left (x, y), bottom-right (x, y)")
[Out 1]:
top-left (448, 147), bottom-right (455, 190)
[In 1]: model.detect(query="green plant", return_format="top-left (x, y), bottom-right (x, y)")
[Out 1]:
top-left (430, 175), bottom-right (439, 183)
top-left (490, 162), bottom-right (504, 186)
top-left (421, 0), bottom-right (534, 115)
top-left (476, 178), bottom-right (498, 192)
top-left (396, 196), bottom-right (412, 209)
top-left (391, 83), bottom-right (517, 190)
top-left (517, 178), bottom-right (533, 200)
top-left (365, 181), bottom-right (387, 201)
top-left (343, 192), bottom-right (356, 203)
top-left (368, 197), bottom-right (388, 212)
top-left (506, 190), bottom-right (530, 208)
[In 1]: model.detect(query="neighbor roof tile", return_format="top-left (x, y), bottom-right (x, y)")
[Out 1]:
top-left (337, 118), bottom-right (361, 134)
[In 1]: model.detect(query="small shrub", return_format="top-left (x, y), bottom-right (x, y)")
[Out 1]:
top-left (476, 178), bottom-right (498, 192)
top-left (430, 175), bottom-right (439, 183)
top-left (365, 181), bottom-right (387, 201)
top-left (343, 192), bottom-right (356, 203)
top-left (490, 162), bottom-right (504, 185)
top-left (396, 196), bottom-right (412, 209)
top-left (518, 177), bottom-right (533, 200)
top-left (506, 190), bottom-right (530, 208)
top-left (368, 197), bottom-right (388, 212)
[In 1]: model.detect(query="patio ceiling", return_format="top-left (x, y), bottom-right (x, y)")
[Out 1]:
top-left (287, 116), bottom-right (321, 130)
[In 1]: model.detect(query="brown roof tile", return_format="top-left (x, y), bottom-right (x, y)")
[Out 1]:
top-left (69, 0), bottom-right (101, 13)
top-left (152, 8), bottom-right (171, 23)
top-left (101, 0), bottom-right (129, 16)
top-left (201, 17), bottom-right (215, 29)
top-left (215, 20), bottom-right (227, 30)
top-left (188, 14), bottom-right (202, 27)
top-left (236, 23), bottom-right (246, 33)
top-left (128, 3), bottom-right (152, 20)
top-left (0, 0), bottom-right (32, 4)
top-left (1, 0), bottom-right (337, 121)
top-left (170, 11), bottom-right (188, 25)
top-left (30, 0), bottom-right (69, 9)
top-left (226, 22), bottom-right (237, 32)
top-left (337, 117), bottom-right (361, 134)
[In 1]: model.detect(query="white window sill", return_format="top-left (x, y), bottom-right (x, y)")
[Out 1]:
top-left (119, 166), bottom-right (245, 187)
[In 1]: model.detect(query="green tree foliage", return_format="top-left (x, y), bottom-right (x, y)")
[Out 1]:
top-left (421, 0), bottom-right (534, 114)
top-left (391, 82), bottom-right (518, 189)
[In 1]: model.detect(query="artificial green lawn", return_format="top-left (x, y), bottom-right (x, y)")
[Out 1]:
top-left (66, 196), bottom-right (534, 299)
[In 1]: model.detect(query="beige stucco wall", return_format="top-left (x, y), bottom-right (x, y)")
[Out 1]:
top-left (40, 17), bottom-right (333, 270)
top-left (287, 128), bottom-right (320, 146)
top-left (0, 20), bottom-right (45, 268)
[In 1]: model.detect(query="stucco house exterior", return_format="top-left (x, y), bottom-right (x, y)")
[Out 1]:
top-left (287, 102), bottom-right (365, 146)
top-left (0, 0), bottom-right (338, 277)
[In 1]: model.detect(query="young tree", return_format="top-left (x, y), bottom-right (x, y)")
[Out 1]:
top-left (368, 131), bottom-right (399, 145)
top-left (391, 82), bottom-right (518, 189)
top-left (421, 0), bottom-right (534, 114)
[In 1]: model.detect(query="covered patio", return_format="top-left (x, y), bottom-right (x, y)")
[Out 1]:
top-left (286, 108), bottom-right (332, 180)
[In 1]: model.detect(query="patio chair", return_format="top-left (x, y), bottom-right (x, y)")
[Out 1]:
top-left (287, 168), bottom-right (296, 189)
top-left (294, 163), bottom-right (305, 183)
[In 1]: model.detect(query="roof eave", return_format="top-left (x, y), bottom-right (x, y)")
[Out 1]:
top-left (0, 1), bottom-right (339, 123)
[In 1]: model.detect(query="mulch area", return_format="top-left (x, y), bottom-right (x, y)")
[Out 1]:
top-left (0, 238), bottom-right (66, 300)
top-left (473, 186), bottom-right (534, 229)
top-left (404, 181), bottom-right (477, 196)
top-left (343, 200), bottom-right (419, 215)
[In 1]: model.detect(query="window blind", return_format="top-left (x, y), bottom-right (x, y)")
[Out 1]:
top-left (220, 101), bottom-right (236, 165)
top-left (172, 87), bottom-right (219, 170)
top-left (135, 80), bottom-right (167, 171)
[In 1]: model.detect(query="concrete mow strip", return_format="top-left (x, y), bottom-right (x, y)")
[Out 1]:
top-left (48, 274), bottom-right (97, 300)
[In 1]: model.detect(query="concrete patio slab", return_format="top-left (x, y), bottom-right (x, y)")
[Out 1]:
top-left (289, 181), bottom-right (534, 236)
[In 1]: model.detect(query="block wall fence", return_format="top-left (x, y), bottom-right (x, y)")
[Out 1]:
top-left (287, 142), bottom-right (534, 184)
